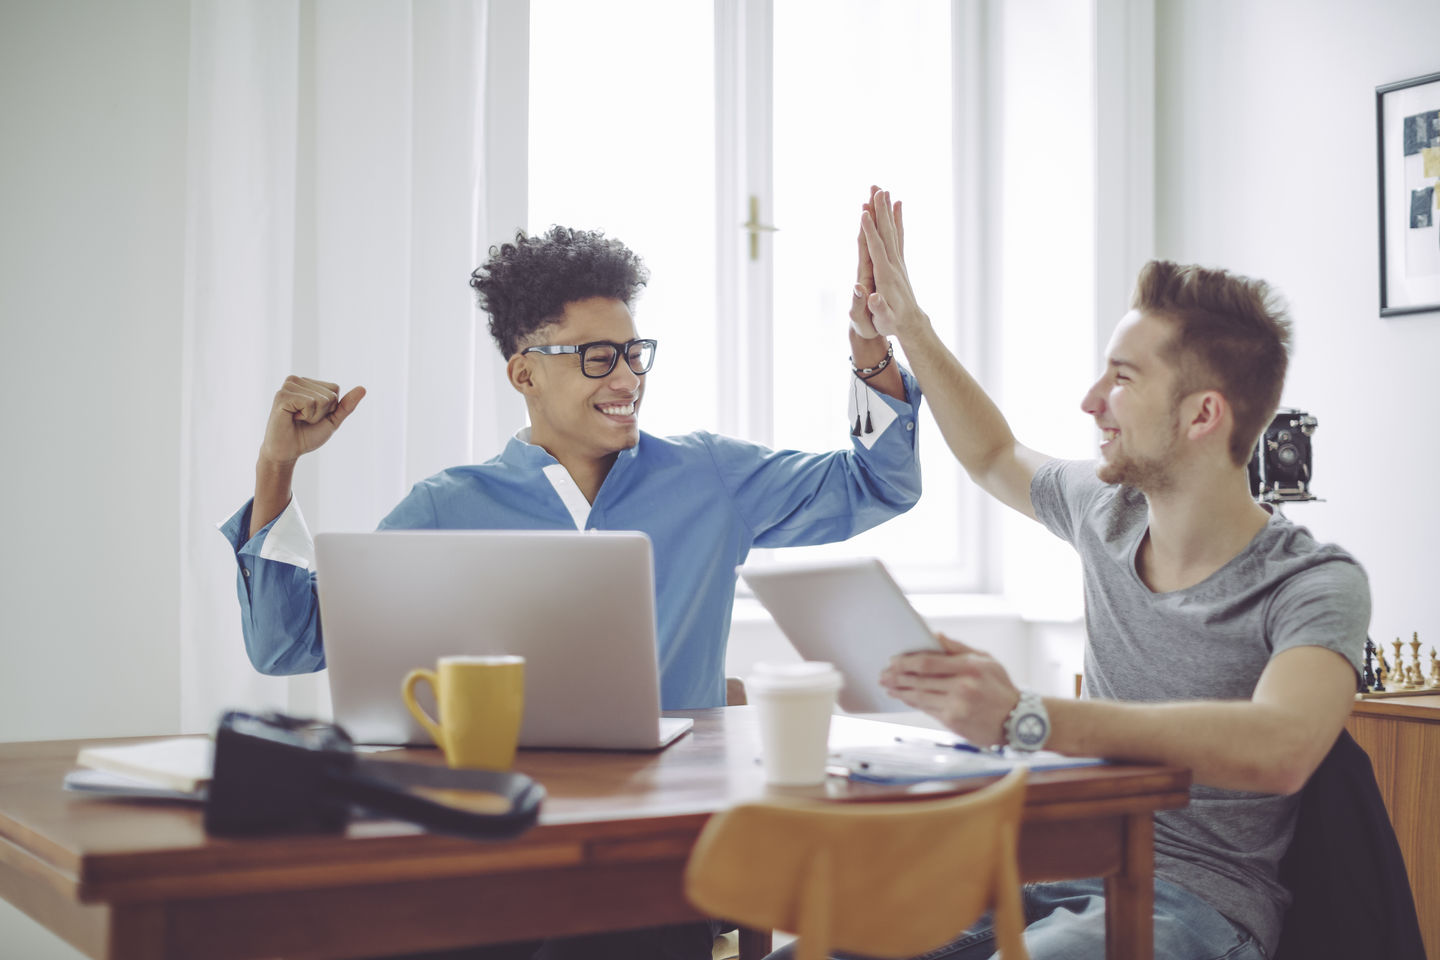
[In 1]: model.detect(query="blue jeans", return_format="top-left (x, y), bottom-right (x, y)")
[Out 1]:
top-left (766, 878), bottom-right (1266, 960)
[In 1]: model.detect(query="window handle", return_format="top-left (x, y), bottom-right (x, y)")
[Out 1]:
top-left (743, 195), bottom-right (778, 261)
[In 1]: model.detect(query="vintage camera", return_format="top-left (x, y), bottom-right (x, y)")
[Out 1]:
top-left (1248, 408), bottom-right (1317, 503)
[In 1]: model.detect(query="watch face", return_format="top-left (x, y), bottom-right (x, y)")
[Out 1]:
top-left (1015, 713), bottom-right (1048, 748)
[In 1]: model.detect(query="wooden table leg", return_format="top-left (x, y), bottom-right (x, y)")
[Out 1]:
top-left (738, 925), bottom-right (773, 960)
top-left (1103, 812), bottom-right (1154, 960)
top-left (110, 903), bottom-right (168, 960)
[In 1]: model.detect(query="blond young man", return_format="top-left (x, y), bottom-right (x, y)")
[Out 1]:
top-left (851, 189), bottom-right (1366, 959)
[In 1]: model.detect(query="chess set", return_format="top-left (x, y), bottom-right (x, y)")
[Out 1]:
top-left (1357, 633), bottom-right (1440, 698)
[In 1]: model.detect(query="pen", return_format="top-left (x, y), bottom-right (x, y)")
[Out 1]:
top-left (893, 735), bottom-right (991, 754)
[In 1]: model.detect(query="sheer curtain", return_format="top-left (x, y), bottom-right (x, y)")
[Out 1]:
top-left (178, 0), bottom-right (526, 733)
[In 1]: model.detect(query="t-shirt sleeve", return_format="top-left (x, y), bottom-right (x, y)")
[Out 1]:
top-left (1265, 558), bottom-right (1370, 676)
top-left (1030, 458), bottom-right (1109, 546)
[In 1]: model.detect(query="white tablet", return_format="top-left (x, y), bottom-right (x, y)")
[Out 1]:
top-left (736, 557), bottom-right (942, 713)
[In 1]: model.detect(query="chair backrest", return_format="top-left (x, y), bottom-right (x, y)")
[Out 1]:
top-left (685, 767), bottom-right (1029, 960)
top-left (726, 677), bottom-right (748, 706)
top-left (1274, 729), bottom-right (1424, 960)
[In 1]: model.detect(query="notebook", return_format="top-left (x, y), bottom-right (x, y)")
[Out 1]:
top-left (69, 737), bottom-right (214, 798)
top-left (737, 556), bottom-right (944, 713)
top-left (314, 530), bottom-right (692, 751)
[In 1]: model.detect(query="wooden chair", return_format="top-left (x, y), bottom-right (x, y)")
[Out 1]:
top-left (685, 767), bottom-right (1030, 960)
top-left (726, 677), bottom-right (748, 706)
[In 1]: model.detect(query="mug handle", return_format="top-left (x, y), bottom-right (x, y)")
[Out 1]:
top-left (402, 668), bottom-right (445, 749)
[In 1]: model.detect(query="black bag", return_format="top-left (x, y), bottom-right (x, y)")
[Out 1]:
top-left (203, 710), bottom-right (544, 840)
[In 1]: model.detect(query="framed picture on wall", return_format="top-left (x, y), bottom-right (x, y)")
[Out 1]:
top-left (1377, 70), bottom-right (1440, 316)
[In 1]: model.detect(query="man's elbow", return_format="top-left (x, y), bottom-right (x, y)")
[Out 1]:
top-left (245, 646), bottom-right (292, 676)
top-left (245, 638), bottom-right (325, 676)
top-left (1237, 738), bottom-right (1324, 796)
top-left (1255, 760), bottom-right (1313, 797)
top-left (895, 476), bottom-right (922, 512)
top-left (859, 465), bottom-right (921, 514)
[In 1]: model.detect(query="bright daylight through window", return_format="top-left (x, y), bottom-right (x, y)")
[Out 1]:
top-left (530, 0), bottom-right (978, 591)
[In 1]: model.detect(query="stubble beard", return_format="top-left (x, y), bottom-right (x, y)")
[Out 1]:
top-left (1095, 412), bottom-right (1183, 494)
top-left (1096, 451), bottom-right (1174, 492)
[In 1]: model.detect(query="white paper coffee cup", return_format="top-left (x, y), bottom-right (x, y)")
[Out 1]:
top-left (747, 661), bottom-right (844, 786)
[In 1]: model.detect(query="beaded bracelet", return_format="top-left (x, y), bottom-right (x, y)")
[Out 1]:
top-left (851, 340), bottom-right (894, 380)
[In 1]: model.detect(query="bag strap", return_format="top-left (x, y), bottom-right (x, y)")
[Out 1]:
top-left (332, 757), bottom-right (545, 839)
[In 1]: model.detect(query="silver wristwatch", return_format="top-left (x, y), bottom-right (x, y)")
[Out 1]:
top-left (1003, 690), bottom-right (1050, 752)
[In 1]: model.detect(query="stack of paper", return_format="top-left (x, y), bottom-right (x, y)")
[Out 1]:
top-left (826, 716), bottom-right (1105, 784)
top-left (831, 741), bottom-right (1104, 784)
top-left (64, 737), bottom-right (214, 801)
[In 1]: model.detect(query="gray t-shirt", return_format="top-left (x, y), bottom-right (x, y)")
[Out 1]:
top-left (1031, 458), bottom-right (1369, 956)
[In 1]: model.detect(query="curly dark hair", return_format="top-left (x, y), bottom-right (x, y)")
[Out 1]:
top-left (469, 226), bottom-right (650, 358)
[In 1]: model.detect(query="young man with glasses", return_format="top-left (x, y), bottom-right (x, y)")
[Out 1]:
top-left (221, 216), bottom-right (920, 960)
top-left (221, 212), bottom-right (921, 715)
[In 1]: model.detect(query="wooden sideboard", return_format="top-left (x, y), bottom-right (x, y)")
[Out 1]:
top-left (1346, 694), bottom-right (1440, 959)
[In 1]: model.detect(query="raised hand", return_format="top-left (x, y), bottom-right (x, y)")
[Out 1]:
top-left (258, 376), bottom-right (366, 468)
top-left (860, 187), bottom-right (925, 339)
top-left (849, 186), bottom-right (880, 338)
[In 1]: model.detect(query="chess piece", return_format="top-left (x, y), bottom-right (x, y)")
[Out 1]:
top-left (1376, 650), bottom-right (1389, 691)
top-left (1391, 639), bottom-right (1412, 689)
top-left (1429, 647), bottom-right (1440, 689)
top-left (1410, 633), bottom-right (1423, 681)
top-left (1362, 639), bottom-right (1377, 693)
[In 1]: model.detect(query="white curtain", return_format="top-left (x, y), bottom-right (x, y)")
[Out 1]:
top-left (178, 0), bottom-right (527, 733)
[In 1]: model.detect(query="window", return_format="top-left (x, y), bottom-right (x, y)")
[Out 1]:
top-left (767, 1), bottom-right (969, 588)
top-left (528, 1), bottom-right (717, 438)
top-left (530, 0), bottom-right (986, 592)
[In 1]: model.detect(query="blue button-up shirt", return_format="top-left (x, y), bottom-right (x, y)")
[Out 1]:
top-left (220, 370), bottom-right (922, 709)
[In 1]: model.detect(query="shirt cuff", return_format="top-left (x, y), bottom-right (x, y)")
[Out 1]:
top-left (220, 497), bottom-right (317, 571)
top-left (847, 372), bottom-right (903, 450)
top-left (259, 497), bottom-right (317, 571)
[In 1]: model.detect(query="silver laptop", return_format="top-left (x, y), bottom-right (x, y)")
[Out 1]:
top-left (314, 530), bottom-right (692, 750)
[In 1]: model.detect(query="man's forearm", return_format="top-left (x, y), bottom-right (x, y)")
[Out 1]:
top-left (251, 459), bottom-right (296, 539)
top-left (1045, 697), bottom-right (1328, 795)
top-left (891, 320), bottom-right (1025, 484)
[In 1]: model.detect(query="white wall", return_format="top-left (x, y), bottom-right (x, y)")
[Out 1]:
top-left (1155, 0), bottom-right (1440, 647)
top-left (0, 2), bottom-right (188, 954)
top-left (0, 0), bottom-right (187, 744)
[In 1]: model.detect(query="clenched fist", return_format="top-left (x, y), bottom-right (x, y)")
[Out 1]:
top-left (258, 376), bottom-right (367, 468)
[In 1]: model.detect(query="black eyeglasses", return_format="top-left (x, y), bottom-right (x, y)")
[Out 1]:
top-left (521, 338), bottom-right (658, 379)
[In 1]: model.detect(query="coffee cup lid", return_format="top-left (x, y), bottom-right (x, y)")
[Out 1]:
top-left (439, 654), bottom-right (524, 666)
top-left (746, 660), bottom-right (844, 694)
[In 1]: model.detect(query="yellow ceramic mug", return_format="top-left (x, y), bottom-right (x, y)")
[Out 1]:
top-left (401, 655), bottom-right (525, 770)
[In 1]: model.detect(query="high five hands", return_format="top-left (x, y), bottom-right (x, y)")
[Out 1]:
top-left (849, 185), bottom-right (904, 339)
top-left (858, 186), bottom-right (927, 340)
top-left (840, 185), bottom-right (898, 339)
top-left (880, 634), bottom-right (1021, 747)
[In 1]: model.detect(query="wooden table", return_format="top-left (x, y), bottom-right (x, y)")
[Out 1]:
top-left (1347, 694), bottom-right (1440, 959)
top-left (0, 708), bottom-right (1189, 960)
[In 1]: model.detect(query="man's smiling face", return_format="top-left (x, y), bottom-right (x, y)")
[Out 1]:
top-left (1080, 310), bottom-right (1187, 491)
top-left (518, 296), bottom-right (647, 465)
